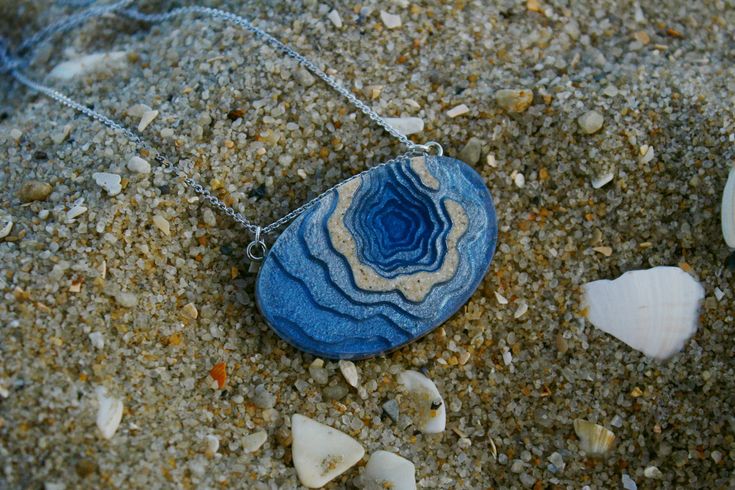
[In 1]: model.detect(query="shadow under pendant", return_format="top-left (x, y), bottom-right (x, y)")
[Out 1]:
top-left (256, 155), bottom-right (498, 360)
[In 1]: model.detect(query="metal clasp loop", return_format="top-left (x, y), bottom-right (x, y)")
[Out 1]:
top-left (412, 141), bottom-right (444, 157)
top-left (246, 226), bottom-right (267, 261)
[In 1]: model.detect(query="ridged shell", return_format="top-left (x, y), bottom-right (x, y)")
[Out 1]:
top-left (256, 155), bottom-right (497, 359)
top-left (583, 266), bottom-right (704, 360)
top-left (574, 419), bottom-right (615, 456)
top-left (722, 166), bottom-right (735, 248)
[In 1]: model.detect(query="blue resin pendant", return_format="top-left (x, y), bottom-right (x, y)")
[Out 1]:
top-left (256, 155), bottom-right (497, 359)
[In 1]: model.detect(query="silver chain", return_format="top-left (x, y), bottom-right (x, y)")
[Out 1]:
top-left (1, 3), bottom-right (443, 258)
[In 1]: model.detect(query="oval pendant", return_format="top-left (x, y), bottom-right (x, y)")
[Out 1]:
top-left (256, 155), bottom-right (497, 359)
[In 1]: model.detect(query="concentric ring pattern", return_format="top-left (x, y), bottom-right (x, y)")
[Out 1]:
top-left (256, 155), bottom-right (497, 359)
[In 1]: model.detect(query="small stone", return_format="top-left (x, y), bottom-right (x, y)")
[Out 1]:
top-left (0, 219), bottom-right (13, 239)
top-left (639, 145), bottom-right (655, 164)
top-left (361, 451), bottom-right (416, 490)
top-left (592, 246), bottom-right (613, 257)
top-left (611, 414), bottom-right (624, 427)
top-left (602, 85), bottom-right (619, 97)
top-left (338, 360), bottom-right (359, 387)
top-left (519, 473), bottom-right (536, 487)
top-left (513, 173), bottom-right (525, 188)
top-left (88, 332), bottom-right (104, 349)
top-left (711, 450), bottom-right (722, 463)
top-left (52, 124), bottom-right (73, 144)
top-left (382, 399), bottom-right (400, 422)
top-left (672, 449), bottom-right (688, 467)
top-left (152, 214), bottom-right (171, 236)
top-left (127, 156), bottom-right (151, 173)
top-left (92, 172), bottom-right (122, 196)
top-left (327, 9), bottom-right (343, 28)
top-left (548, 452), bottom-right (565, 472)
top-left (95, 386), bottom-right (123, 439)
top-left (380, 11), bottom-right (402, 29)
top-left (630, 386), bottom-right (643, 398)
top-left (75, 459), bottom-right (97, 478)
top-left (291, 414), bottom-right (364, 488)
top-left (714, 287), bottom-right (725, 301)
top-left (115, 291), bottom-right (138, 308)
top-left (181, 302), bottom-right (198, 320)
top-left (19, 180), bottom-right (53, 202)
top-left (323, 384), bottom-right (349, 401)
top-left (127, 103), bottom-right (152, 118)
top-left (577, 110), bottom-right (604, 134)
top-left (510, 459), bottom-right (524, 473)
top-left (385, 117), bottom-right (424, 136)
top-left (66, 204), bottom-right (88, 222)
top-left (9, 128), bottom-right (23, 142)
top-left (242, 431), bottom-right (267, 453)
top-left (514, 302), bottom-right (528, 319)
top-left (49, 51), bottom-right (128, 79)
top-left (458, 137), bottom-right (482, 165)
top-left (494, 291), bottom-right (509, 305)
top-left (252, 384), bottom-right (276, 409)
top-left (138, 110), bottom-right (159, 132)
top-left (591, 171), bottom-right (614, 189)
top-left (308, 359), bottom-right (329, 385)
top-left (502, 350), bottom-right (513, 366)
top-left (621, 473), bottom-right (637, 490)
top-left (644, 466), bottom-right (663, 479)
top-left (295, 67), bottom-right (315, 87)
top-left (486, 153), bottom-right (498, 167)
top-left (446, 104), bottom-right (470, 118)
top-left (495, 89), bottom-right (533, 113)
top-left (204, 434), bottom-right (220, 457)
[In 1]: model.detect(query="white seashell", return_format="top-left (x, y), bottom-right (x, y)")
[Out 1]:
top-left (338, 360), bottom-right (359, 388)
top-left (138, 110), bottom-right (159, 132)
top-left (513, 302), bottom-right (528, 319)
top-left (384, 117), bottom-right (424, 136)
top-left (494, 291), bottom-right (508, 305)
top-left (327, 10), bottom-right (343, 28)
top-left (291, 414), bottom-right (364, 488)
top-left (126, 103), bottom-right (152, 118)
top-left (360, 450), bottom-right (416, 490)
top-left (205, 434), bottom-right (220, 457)
top-left (446, 104), bottom-right (469, 118)
top-left (591, 171), bottom-right (614, 189)
top-left (573, 419), bottom-right (615, 456)
top-left (242, 430), bottom-right (267, 453)
top-left (66, 204), bottom-right (88, 222)
top-left (582, 266), bottom-right (704, 360)
top-left (721, 166), bottom-right (735, 248)
top-left (49, 51), bottom-right (128, 80)
top-left (152, 214), bottom-right (171, 236)
top-left (380, 11), bottom-right (402, 29)
top-left (0, 218), bottom-right (13, 239)
top-left (95, 386), bottom-right (123, 439)
top-left (127, 155), bottom-right (151, 174)
top-left (88, 332), bottom-right (104, 349)
top-left (396, 370), bottom-right (445, 433)
top-left (92, 172), bottom-right (122, 196)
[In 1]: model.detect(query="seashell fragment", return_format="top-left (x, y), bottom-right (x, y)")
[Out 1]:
top-left (397, 370), bottom-right (445, 433)
top-left (446, 104), bottom-right (470, 118)
top-left (385, 117), bottom-right (424, 136)
top-left (127, 155), bottom-right (151, 174)
top-left (380, 11), bottom-right (402, 29)
top-left (721, 166), bottom-right (735, 248)
top-left (573, 418), bottom-right (615, 456)
top-left (138, 110), bottom-right (159, 132)
top-left (95, 386), bottom-right (123, 439)
top-left (291, 414), bottom-right (365, 488)
top-left (583, 266), bottom-right (704, 360)
top-left (327, 10), bottom-right (343, 28)
top-left (92, 172), bottom-right (122, 196)
top-left (0, 218), bottom-right (13, 239)
top-left (359, 450), bottom-right (416, 490)
top-left (338, 360), bottom-right (359, 388)
top-left (49, 51), bottom-right (128, 80)
top-left (242, 430), bottom-right (267, 453)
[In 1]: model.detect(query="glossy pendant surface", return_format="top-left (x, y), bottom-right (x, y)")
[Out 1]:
top-left (256, 155), bottom-right (497, 359)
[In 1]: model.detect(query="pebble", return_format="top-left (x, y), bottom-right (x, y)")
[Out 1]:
top-left (639, 144), bottom-right (655, 164)
top-left (49, 51), bottom-right (128, 79)
top-left (547, 452), bottom-right (565, 472)
top-left (204, 434), bottom-right (220, 457)
top-left (380, 11), bottom-right (402, 29)
top-left (327, 9), bottom-right (342, 28)
top-left (711, 450), bottom-right (722, 463)
top-left (502, 350), bottom-right (513, 366)
top-left (127, 156), bottom-right (151, 174)
top-left (643, 466), bottom-right (663, 479)
top-left (361, 450), bottom-right (416, 490)
top-left (18, 180), bottom-right (53, 202)
top-left (577, 110), bottom-right (604, 134)
top-left (714, 287), bottom-right (725, 301)
top-left (382, 399), bottom-right (400, 422)
top-left (513, 172), bottom-right (525, 188)
top-left (385, 117), bottom-right (424, 136)
top-left (115, 291), bottom-right (138, 308)
top-left (66, 204), bottom-right (88, 222)
top-left (519, 473), bottom-right (536, 487)
top-left (152, 214), bottom-right (171, 236)
top-left (486, 153), bottom-right (498, 167)
top-left (592, 246), bottom-right (613, 257)
top-left (88, 332), bottom-right (104, 349)
top-left (92, 172), bottom-right (122, 196)
top-left (495, 89), bottom-right (533, 113)
top-left (138, 110), bottom-right (159, 132)
top-left (252, 384), bottom-right (276, 409)
top-left (295, 67), bottom-right (315, 87)
top-left (494, 291), bottom-right (509, 305)
top-left (242, 431), bottom-right (267, 453)
top-left (52, 124), bottom-right (73, 144)
top-left (291, 414), bottom-right (364, 488)
top-left (338, 360), bottom-right (359, 388)
top-left (181, 302), bottom-right (198, 320)
top-left (9, 128), bottom-right (22, 142)
top-left (602, 85), bottom-right (619, 97)
top-left (591, 171), bottom-right (614, 189)
top-left (513, 302), bottom-right (528, 318)
top-left (0, 219), bottom-right (13, 239)
top-left (458, 137), bottom-right (482, 165)
top-left (322, 384), bottom-right (349, 401)
top-left (510, 460), bottom-right (525, 473)
top-left (446, 104), bottom-right (469, 118)
top-left (308, 358), bottom-right (329, 385)
top-left (397, 370), bottom-right (445, 433)
top-left (95, 386), bottom-right (123, 439)
top-left (126, 103), bottom-right (152, 118)
top-left (621, 473), bottom-right (638, 490)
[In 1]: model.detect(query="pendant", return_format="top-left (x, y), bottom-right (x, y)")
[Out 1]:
top-left (256, 155), bottom-right (497, 359)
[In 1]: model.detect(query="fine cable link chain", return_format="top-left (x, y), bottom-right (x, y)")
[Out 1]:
top-left (1, 3), bottom-right (444, 260)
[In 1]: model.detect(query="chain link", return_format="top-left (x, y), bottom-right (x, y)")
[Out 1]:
top-left (3, 3), bottom-right (437, 243)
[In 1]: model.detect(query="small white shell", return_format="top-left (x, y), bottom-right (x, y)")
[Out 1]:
top-left (338, 360), bottom-right (359, 388)
top-left (95, 386), bottom-right (123, 439)
top-left (92, 172), bottom-right (122, 196)
top-left (721, 166), bottom-right (735, 248)
top-left (138, 110), bottom-right (159, 132)
top-left (49, 51), bottom-right (128, 80)
top-left (397, 370), bottom-right (445, 434)
top-left (574, 419), bottom-right (615, 456)
top-left (583, 266), bottom-right (704, 360)
top-left (241, 430), bottom-right (267, 453)
top-left (0, 218), bottom-right (13, 239)
top-left (291, 414), bottom-right (364, 488)
top-left (360, 450), bottom-right (416, 490)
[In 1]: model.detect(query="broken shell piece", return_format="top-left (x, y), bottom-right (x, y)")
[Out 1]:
top-left (92, 172), bottom-right (122, 196)
top-left (582, 266), bottom-right (704, 360)
top-left (327, 9), bottom-right (342, 28)
top-left (573, 419), bottom-right (615, 456)
top-left (152, 214), bottom-right (170, 236)
top-left (721, 166), bottom-right (735, 248)
top-left (380, 11), bottom-right (402, 29)
top-left (0, 219), bottom-right (13, 239)
top-left (494, 291), bottom-right (509, 305)
top-left (291, 414), bottom-right (365, 488)
top-left (591, 171), bottom-right (614, 189)
top-left (397, 370), bottom-right (445, 433)
top-left (95, 386), bottom-right (123, 439)
top-left (360, 450), bottom-right (416, 490)
top-left (242, 430), bottom-right (268, 453)
top-left (384, 117), bottom-right (424, 136)
top-left (446, 104), bottom-right (469, 118)
top-left (49, 51), bottom-right (128, 79)
top-left (338, 360), bottom-right (359, 388)
top-left (138, 110), bottom-right (159, 132)
top-left (127, 155), bottom-right (151, 174)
